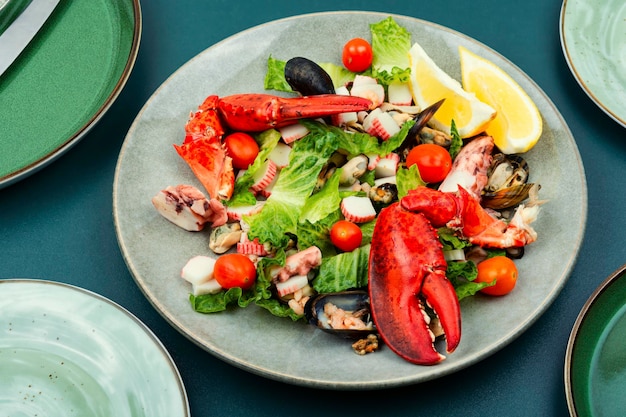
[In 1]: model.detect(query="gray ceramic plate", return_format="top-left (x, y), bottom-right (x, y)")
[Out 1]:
top-left (113, 11), bottom-right (587, 389)
top-left (560, 0), bottom-right (626, 127)
top-left (0, 279), bottom-right (189, 416)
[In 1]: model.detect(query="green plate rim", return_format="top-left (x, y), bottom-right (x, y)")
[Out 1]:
top-left (0, 0), bottom-right (142, 189)
top-left (564, 263), bottom-right (626, 416)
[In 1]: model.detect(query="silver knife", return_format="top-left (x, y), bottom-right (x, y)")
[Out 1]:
top-left (0, 0), bottom-right (59, 77)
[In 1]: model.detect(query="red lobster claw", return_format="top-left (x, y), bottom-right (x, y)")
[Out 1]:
top-left (368, 202), bottom-right (461, 365)
top-left (217, 93), bottom-right (372, 132)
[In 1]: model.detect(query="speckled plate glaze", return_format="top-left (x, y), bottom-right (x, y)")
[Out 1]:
top-left (113, 11), bottom-right (587, 389)
top-left (0, 0), bottom-right (141, 189)
top-left (565, 264), bottom-right (626, 416)
top-left (560, 0), bottom-right (626, 127)
top-left (0, 279), bottom-right (189, 416)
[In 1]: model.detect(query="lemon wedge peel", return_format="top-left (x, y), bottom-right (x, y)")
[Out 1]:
top-left (407, 42), bottom-right (496, 139)
top-left (459, 46), bottom-right (542, 154)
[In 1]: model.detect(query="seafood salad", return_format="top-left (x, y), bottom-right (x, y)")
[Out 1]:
top-left (151, 17), bottom-right (544, 366)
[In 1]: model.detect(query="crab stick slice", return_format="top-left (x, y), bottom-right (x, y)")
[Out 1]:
top-left (237, 234), bottom-right (269, 256)
top-left (276, 275), bottom-right (309, 297)
top-left (226, 200), bottom-right (265, 221)
top-left (351, 84), bottom-right (385, 109)
top-left (387, 82), bottom-right (413, 106)
top-left (341, 196), bottom-right (377, 223)
top-left (374, 153), bottom-right (400, 178)
top-left (332, 85), bottom-right (359, 126)
top-left (250, 159), bottom-right (277, 193)
top-left (268, 142), bottom-right (292, 168)
top-left (363, 109), bottom-right (401, 140)
top-left (366, 152), bottom-right (381, 170)
top-left (279, 123), bottom-right (309, 144)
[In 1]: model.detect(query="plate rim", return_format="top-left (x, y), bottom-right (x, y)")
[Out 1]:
top-left (114, 10), bottom-right (587, 389)
top-left (0, 0), bottom-right (143, 189)
top-left (559, 0), bottom-right (626, 127)
top-left (0, 277), bottom-right (190, 416)
top-left (564, 263), bottom-right (626, 416)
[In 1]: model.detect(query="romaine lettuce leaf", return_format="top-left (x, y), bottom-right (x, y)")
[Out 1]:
top-left (264, 56), bottom-right (291, 92)
top-left (312, 244), bottom-right (371, 293)
top-left (369, 17), bottom-right (412, 85)
top-left (396, 164), bottom-right (426, 199)
top-left (244, 127), bottom-right (340, 248)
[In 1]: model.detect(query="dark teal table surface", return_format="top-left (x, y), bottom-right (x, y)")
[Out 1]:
top-left (1, 1), bottom-right (624, 416)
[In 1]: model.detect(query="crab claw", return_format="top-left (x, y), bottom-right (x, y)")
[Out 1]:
top-left (368, 203), bottom-right (461, 365)
top-left (216, 93), bottom-right (372, 132)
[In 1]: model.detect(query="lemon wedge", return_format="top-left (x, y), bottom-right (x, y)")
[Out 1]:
top-left (459, 46), bottom-right (542, 154)
top-left (408, 42), bottom-right (496, 138)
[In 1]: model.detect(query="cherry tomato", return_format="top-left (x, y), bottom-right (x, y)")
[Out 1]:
top-left (342, 38), bottom-right (373, 72)
top-left (475, 256), bottom-right (518, 296)
top-left (330, 220), bottom-right (363, 252)
top-left (405, 144), bottom-right (452, 183)
top-left (224, 132), bottom-right (259, 170)
top-left (213, 253), bottom-right (257, 290)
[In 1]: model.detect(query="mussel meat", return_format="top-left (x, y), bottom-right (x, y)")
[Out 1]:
top-left (485, 153), bottom-right (529, 192)
top-left (284, 57), bottom-right (335, 96)
top-left (304, 290), bottom-right (375, 339)
top-left (482, 153), bottom-right (535, 209)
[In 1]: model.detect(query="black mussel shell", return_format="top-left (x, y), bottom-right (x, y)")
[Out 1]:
top-left (284, 57), bottom-right (335, 96)
top-left (397, 99), bottom-right (445, 161)
top-left (304, 290), bottom-right (375, 339)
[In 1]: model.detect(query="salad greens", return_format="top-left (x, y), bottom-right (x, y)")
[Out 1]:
top-left (192, 16), bottom-right (494, 318)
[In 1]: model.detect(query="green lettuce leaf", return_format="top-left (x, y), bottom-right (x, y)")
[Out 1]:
top-left (396, 164), bottom-right (426, 199)
top-left (369, 17), bottom-right (412, 85)
top-left (312, 244), bottom-right (371, 293)
top-left (245, 127), bottom-right (339, 248)
top-left (264, 56), bottom-right (291, 92)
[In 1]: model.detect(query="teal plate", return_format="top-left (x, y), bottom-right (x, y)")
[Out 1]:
top-left (565, 264), bottom-right (626, 416)
top-left (0, 0), bottom-right (141, 188)
top-left (560, 0), bottom-right (626, 127)
top-left (0, 279), bottom-right (189, 416)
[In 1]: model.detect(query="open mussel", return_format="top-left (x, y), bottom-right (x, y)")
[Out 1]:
top-left (284, 57), bottom-right (335, 96)
top-left (397, 99), bottom-right (447, 161)
top-left (303, 290), bottom-right (375, 339)
top-left (482, 153), bottom-right (536, 209)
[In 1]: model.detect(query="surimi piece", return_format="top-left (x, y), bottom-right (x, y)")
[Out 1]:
top-left (250, 159), bottom-right (277, 193)
top-left (279, 123), bottom-right (309, 144)
top-left (276, 275), bottom-right (309, 297)
top-left (387, 82), bottom-right (413, 106)
top-left (374, 153), bottom-right (400, 178)
top-left (226, 200), bottom-right (265, 221)
top-left (341, 196), bottom-right (377, 223)
top-left (268, 142), bottom-right (292, 168)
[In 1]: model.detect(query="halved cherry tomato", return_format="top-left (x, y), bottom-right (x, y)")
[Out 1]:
top-left (213, 253), bottom-right (257, 290)
top-left (224, 132), bottom-right (259, 170)
top-left (475, 256), bottom-right (518, 296)
top-left (405, 144), bottom-right (452, 183)
top-left (330, 220), bottom-right (363, 252)
top-left (342, 38), bottom-right (373, 73)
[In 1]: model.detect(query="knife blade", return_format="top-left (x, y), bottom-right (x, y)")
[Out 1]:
top-left (0, 0), bottom-right (59, 77)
